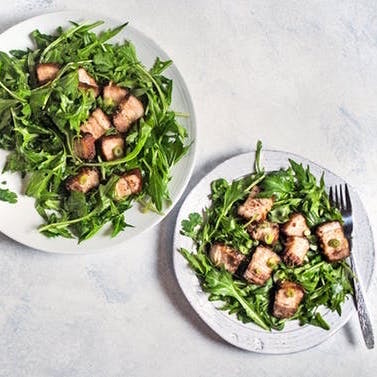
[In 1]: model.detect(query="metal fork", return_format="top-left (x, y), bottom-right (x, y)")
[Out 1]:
top-left (329, 184), bottom-right (374, 349)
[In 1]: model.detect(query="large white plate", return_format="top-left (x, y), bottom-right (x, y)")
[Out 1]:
top-left (173, 150), bottom-right (374, 354)
top-left (0, 11), bottom-right (196, 253)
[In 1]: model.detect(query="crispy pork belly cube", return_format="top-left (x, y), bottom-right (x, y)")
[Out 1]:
top-left (273, 281), bottom-right (304, 319)
top-left (243, 246), bottom-right (280, 285)
top-left (283, 236), bottom-right (310, 266)
top-left (209, 244), bottom-right (245, 274)
top-left (80, 108), bottom-right (111, 140)
top-left (103, 82), bottom-right (128, 105)
top-left (36, 63), bottom-right (60, 84)
top-left (113, 95), bottom-right (144, 133)
top-left (73, 133), bottom-right (96, 160)
top-left (237, 195), bottom-right (273, 222)
top-left (282, 213), bottom-right (310, 237)
top-left (114, 169), bottom-right (143, 200)
top-left (78, 67), bottom-right (99, 97)
top-left (66, 168), bottom-right (100, 194)
top-left (248, 221), bottom-right (280, 245)
top-left (316, 221), bottom-right (350, 262)
top-left (100, 134), bottom-right (125, 161)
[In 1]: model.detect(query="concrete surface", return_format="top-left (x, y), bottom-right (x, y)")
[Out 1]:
top-left (1, 1), bottom-right (377, 376)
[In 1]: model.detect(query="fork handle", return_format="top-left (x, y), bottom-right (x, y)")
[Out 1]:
top-left (350, 253), bottom-right (375, 349)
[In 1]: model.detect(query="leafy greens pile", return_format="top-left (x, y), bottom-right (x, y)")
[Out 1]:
top-left (0, 21), bottom-right (189, 241)
top-left (180, 143), bottom-right (353, 331)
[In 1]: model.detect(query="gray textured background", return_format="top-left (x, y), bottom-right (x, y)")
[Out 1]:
top-left (1, 1), bottom-right (377, 376)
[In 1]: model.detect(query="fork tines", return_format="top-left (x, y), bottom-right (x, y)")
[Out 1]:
top-left (329, 184), bottom-right (351, 213)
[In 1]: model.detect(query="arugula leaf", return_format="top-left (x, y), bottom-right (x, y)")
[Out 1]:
top-left (259, 169), bottom-right (295, 200)
top-left (0, 188), bottom-right (18, 203)
top-left (179, 143), bottom-right (353, 331)
top-left (0, 21), bottom-right (190, 241)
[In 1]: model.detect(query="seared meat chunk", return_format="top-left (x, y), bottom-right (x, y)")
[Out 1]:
top-left (80, 108), bottom-right (111, 140)
top-left (114, 169), bottom-right (143, 200)
top-left (73, 133), bottom-right (96, 160)
top-left (237, 194), bottom-right (273, 222)
top-left (100, 134), bottom-right (125, 161)
top-left (36, 63), bottom-right (60, 84)
top-left (243, 246), bottom-right (280, 285)
top-left (283, 236), bottom-right (309, 266)
top-left (66, 168), bottom-right (100, 193)
top-left (273, 281), bottom-right (304, 319)
top-left (113, 95), bottom-right (144, 133)
top-left (209, 243), bottom-right (245, 274)
top-left (248, 221), bottom-right (279, 245)
top-left (78, 68), bottom-right (99, 97)
top-left (103, 82), bottom-right (128, 105)
top-left (316, 221), bottom-right (350, 262)
top-left (282, 213), bottom-right (310, 237)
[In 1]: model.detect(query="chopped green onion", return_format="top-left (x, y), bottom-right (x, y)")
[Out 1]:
top-left (112, 145), bottom-right (124, 158)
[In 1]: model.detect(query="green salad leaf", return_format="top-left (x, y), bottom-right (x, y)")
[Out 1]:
top-left (0, 187), bottom-right (18, 203)
top-left (259, 158), bottom-right (342, 227)
top-left (180, 143), bottom-right (353, 331)
top-left (0, 21), bottom-right (190, 241)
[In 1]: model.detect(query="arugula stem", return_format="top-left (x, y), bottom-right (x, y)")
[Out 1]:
top-left (245, 172), bottom-right (266, 193)
top-left (137, 65), bottom-right (168, 115)
top-left (0, 81), bottom-right (25, 102)
top-left (40, 21), bottom-right (104, 62)
top-left (254, 140), bottom-right (264, 174)
top-left (174, 112), bottom-right (189, 117)
top-left (38, 212), bottom-right (94, 232)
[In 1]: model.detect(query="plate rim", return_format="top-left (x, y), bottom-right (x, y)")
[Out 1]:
top-left (173, 149), bottom-right (375, 354)
top-left (0, 10), bottom-right (197, 254)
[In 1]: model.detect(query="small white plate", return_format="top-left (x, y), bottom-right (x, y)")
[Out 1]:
top-left (0, 11), bottom-right (196, 253)
top-left (173, 150), bottom-right (374, 354)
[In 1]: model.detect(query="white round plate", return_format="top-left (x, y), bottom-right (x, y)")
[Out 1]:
top-left (173, 150), bottom-right (374, 354)
top-left (0, 11), bottom-right (196, 253)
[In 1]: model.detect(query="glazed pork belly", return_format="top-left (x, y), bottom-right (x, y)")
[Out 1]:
top-left (273, 281), bottom-right (304, 319)
top-left (316, 221), bottom-right (350, 262)
top-left (209, 243), bottom-right (245, 274)
top-left (66, 168), bottom-right (100, 194)
top-left (243, 246), bottom-right (280, 285)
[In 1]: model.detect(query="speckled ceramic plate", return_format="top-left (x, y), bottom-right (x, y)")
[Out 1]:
top-left (0, 11), bottom-right (196, 253)
top-left (173, 150), bottom-right (374, 354)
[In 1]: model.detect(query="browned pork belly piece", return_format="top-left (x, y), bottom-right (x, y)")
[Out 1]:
top-left (103, 82), bottom-right (128, 105)
top-left (100, 134), bottom-right (125, 161)
top-left (73, 133), bottom-right (96, 160)
top-left (36, 63), bottom-right (60, 84)
top-left (78, 67), bottom-right (99, 97)
top-left (113, 95), bottom-right (144, 133)
top-left (248, 221), bottom-right (280, 245)
top-left (66, 168), bottom-right (100, 193)
top-left (283, 236), bottom-right (310, 266)
top-left (237, 194), bottom-right (273, 222)
top-left (114, 169), bottom-right (143, 200)
top-left (243, 246), bottom-right (280, 285)
top-left (273, 281), bottom-right (304, 319)
top-left (316, 221), bottom-right (350, 262)
top-left (80, 108), bottom-right (111, 140)
top-left (282, 213), bottom-right (310, 237)
top-left (209, 243), bottom-right (245, 274)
